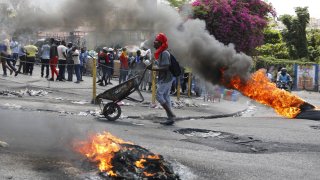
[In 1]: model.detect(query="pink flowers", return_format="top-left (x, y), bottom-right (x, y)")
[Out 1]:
top-left (192, 0), bottom-right (275, 54)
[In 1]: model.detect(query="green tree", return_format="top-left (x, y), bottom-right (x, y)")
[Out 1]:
top-left (307, 29), bottom-right (320, 61)
top-left (263, 28), bottom-right (282, 44)
top-left (167, 0), bottom-right (189, 8)
top-left (280, 7), bottom-right (310, 59)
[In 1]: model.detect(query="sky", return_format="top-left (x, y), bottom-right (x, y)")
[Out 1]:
top-left (34, 0), bottom-right (320, 19)
top-left (265, 0), bottom-right (320, 18)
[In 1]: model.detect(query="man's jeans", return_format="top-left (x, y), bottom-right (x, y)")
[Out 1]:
top-left (57, 60), bottom-right (66, 80)
top-left (26, 57), bottom-right (35, 75)
top-left (74, 64), bottom-right (81, 82)
top-left (119, 68), bottom-right (128, 84)
top-left (156, 79), bottom-right (174, 108)
top-left (12, 53), bottom-right (19, 66)
top-left (41, 59), bottom-right (50, 77)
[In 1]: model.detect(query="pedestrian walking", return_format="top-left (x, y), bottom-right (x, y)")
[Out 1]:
top-left (147, 33), bottom-right (176, 125)
top-left (3, 39), bottom-right (18, 76)
top-left (0, 41), bottom-right (11, 77)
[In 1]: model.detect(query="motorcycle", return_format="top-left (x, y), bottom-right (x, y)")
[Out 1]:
top-left (276, 81), bottom-right (292, 92)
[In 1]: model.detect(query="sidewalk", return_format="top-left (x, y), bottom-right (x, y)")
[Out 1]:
top-left (0, 65), bottom-right (249, 120)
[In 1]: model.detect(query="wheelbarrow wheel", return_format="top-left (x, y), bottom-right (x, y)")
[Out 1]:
top-left (102, 102), bottom-right (121, 121)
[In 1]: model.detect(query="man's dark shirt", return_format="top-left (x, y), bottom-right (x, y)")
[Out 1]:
top-left (50, 44), bottom-right (58, 59)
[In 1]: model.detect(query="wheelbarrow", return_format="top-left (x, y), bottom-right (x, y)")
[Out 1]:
top-left (96, 66), bottom-right (150, 121)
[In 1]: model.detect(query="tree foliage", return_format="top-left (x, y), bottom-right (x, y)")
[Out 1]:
top-left (192, 0), bottom-right (275, 55)
top-left (307, 29), bottom-right (320, 61)
top-left (256, 23), bottom-right (289, 59)
top-left (167, 0), bottom-right (189, 8)
top-left (280, 7), bottom-right (310, 59)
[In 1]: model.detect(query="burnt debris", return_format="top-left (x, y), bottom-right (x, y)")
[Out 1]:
top-left (90, 144), bottom-right (179, 180)
top-left (0, 89), bottom-right (48, 97)
top-left (296, 109), bottom-right (320, 121)
top-left (296, 102), bottom-right (320, 121)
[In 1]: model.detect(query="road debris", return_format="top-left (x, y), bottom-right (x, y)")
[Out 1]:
top-left (0, 89), bottom-right (48, 97)
top-left (0, 140), bottom-right (9, 148)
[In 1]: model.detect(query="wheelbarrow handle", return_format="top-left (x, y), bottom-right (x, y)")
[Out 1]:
top-left (136, 65), bottom-right (152, 87)
top-left (125, 86), bottom-right (144, 103)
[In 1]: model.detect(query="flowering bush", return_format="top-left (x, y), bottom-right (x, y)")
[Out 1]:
top-left (192, 0), bottom-right (275, 55)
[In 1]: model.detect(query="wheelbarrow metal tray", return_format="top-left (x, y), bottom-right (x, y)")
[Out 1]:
top-left (97, 77), bottom-right (140, 102)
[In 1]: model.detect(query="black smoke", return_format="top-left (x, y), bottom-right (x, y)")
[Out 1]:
top-left (7, 0), bottom-right (253, 84)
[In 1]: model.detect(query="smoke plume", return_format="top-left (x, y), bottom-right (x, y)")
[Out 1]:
top-left (8, 0), bottom-right (253, 84)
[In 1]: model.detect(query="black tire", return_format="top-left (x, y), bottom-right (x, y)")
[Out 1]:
top-left (102, 102), bottom-right (121, 121)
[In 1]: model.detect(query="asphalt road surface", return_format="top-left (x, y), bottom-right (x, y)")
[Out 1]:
top-left (1, 69), bottom-right (320, 180)
top-left (1, 107), bottom-right (320, 180)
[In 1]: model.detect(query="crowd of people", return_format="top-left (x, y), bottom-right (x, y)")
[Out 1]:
top-left (1, 34), bottom-right (204, 125)
top-left (0, 37), bottom-right (88, 84)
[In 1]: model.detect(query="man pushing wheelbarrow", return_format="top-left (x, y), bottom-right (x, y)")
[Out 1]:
top-left (96, 33), bottom-right (177, 125)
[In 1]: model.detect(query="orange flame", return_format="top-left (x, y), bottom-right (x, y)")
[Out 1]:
top-left (74, 132), bottom-right (133, 176)
top-left (74, 132), bottom-right (163, 178)
top-left (135, 159), bottom-right (147, 168)
top-left (134, 155), bottom-right (161, 176)
top-left (144, 172), bottom-right (156, 177)
top-left (227, 69), bottom-right (305, 118)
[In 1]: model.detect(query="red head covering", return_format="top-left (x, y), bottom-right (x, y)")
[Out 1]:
top-left (154, 33), bottom-right (168, 60)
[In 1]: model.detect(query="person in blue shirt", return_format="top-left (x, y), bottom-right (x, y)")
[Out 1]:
top-left (79, 47), bottom-right (88, 81)
top-left (0, 42), bottom-right (9, 76)
top-left (17, 44), bottom-right (26, 74)
top-left (276, 68), bottom-right (292, 84)
top-left (0, 41), bottom-right (18, 76)
top-left (40, 41), bottom-right (51, 78)
top-left (10, 37), bottom-right (20, 67)
top-left (276, 68), bottom-right (293, 90)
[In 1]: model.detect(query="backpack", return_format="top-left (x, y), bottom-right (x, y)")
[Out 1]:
top-left (169, 53), bottom-right (182, 77)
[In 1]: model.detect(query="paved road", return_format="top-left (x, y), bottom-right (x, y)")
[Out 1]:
top-left (1, 67), bottom-right (320, 180)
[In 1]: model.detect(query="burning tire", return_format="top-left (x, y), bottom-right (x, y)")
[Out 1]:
top-left (102, 102), bottom-right (121, 121)
top-left (296, 109), bottom-right (320, 121)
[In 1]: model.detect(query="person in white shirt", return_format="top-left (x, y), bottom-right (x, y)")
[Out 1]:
top-left (72, 46), bottom-right (81, 83)
top-left (56, 40), bottom-right (67, 81)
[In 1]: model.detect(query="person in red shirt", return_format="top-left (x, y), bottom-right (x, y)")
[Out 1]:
top-left (119, 48), bottom-right (129, 84)
top-left (48, 38), bottom-right (59, 81)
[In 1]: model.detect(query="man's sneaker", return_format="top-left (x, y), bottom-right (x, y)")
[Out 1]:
top-left (160, 120), bottom-right (174, 126)
top-left (48, 78), bottom-right (54, 81)
top-left (14, 71), bottom-right (19, 77)
top-left (74, 81), bottom-right (80, 84)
